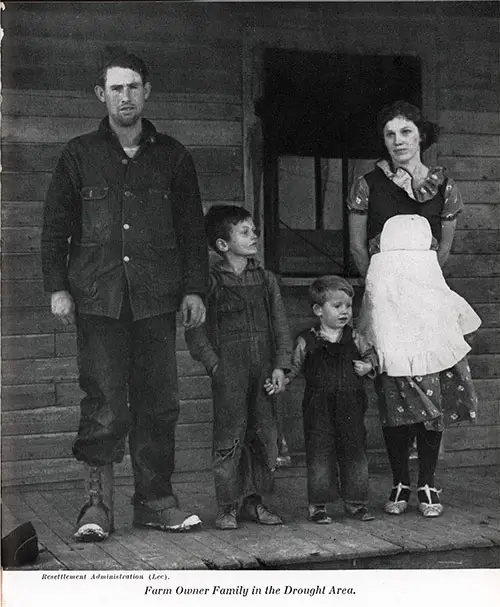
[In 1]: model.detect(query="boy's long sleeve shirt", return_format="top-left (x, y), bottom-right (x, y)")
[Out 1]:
top-left (287, 325), bottom-right (378, 382)
top-left (186, 258), bottom-right (292, 374)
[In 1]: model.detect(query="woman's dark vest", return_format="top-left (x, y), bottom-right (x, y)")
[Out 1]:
top-left (365, 167), bottom-right (446, 243)
top-left (302, 326), bottom-right (363, 392)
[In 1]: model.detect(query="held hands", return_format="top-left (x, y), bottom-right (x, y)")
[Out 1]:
top-left (181, 294), bottom-right (206, 329)
top-left (51, 290), bottom-right (76, 325)
top-left (264, 368), bottom-right (287, 395)
top-left (353, 359), bottom-right (373, 377)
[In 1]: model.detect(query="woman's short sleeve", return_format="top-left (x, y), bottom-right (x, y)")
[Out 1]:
top-left (347, 175), bottom-right (370, 214)
top-left (442, 177), bottom-right (464, 221)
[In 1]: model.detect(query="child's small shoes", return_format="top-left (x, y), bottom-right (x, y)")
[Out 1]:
top-left (308, 504), bottom-right (332, 524)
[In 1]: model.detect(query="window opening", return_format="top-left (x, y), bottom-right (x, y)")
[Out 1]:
top-left (257, 49), bottom-right (422, 277)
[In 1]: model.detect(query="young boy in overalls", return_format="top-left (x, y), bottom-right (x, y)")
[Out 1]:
top-left (186, 205), bottom-right (292, 530)
top-left (285, 276), bottom-right (377, 523)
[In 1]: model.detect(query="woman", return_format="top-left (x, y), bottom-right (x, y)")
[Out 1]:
top-left (348, 101), bottom-right (480, 518)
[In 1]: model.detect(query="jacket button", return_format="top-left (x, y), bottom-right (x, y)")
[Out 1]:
top-left (124, 190), bottom-right (132, 197)
top-left (123, 223), bottom-right (130, 230)
top-left (123, 256), bottom-right (130, 262)
top-left (121, 159), bottom-right (128, 165)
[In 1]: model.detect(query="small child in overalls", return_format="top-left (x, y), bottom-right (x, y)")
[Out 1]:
top-left (284, 276), bottom-right (377, 524)
top-left (186, 205), bottom-right (292, 530)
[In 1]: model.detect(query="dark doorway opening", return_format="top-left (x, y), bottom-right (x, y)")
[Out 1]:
top-left (256, 48), bottom-right (422, 277)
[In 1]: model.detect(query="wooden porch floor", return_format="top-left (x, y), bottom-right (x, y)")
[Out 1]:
top-left (2, 465), bottom-right (499, 571)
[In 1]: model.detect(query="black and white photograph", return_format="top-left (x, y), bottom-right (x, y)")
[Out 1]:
top-left (1, 1), bottom-right (498, 605)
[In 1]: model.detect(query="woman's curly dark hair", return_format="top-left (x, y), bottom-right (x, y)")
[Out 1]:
top-left (377, 100), bottom-right (440, 159)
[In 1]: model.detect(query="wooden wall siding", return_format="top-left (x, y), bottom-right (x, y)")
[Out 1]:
top-left (1, 3), bottom-right (243, 93)
top-left (435, 14), bottom-right (500, 451)
top-left (2, 2), bottom-right (499, 486)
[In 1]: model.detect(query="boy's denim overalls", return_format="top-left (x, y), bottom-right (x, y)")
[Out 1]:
top-left (186, 260), bottom-right (292, 507)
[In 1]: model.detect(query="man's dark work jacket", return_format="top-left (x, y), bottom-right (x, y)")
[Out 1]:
top-left (42, 118), bottom-right (209, 320)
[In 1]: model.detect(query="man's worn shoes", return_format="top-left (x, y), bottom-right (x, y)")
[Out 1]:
top-left (133, 498), bottom-right (202, 532)
top-left (73, 464), bottom-right (114, 542)
top-left (74, 501), bottom-right (113, 542)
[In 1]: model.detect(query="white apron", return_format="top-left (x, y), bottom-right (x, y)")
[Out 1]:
top-left (357, 215), bottom-right (481, 377)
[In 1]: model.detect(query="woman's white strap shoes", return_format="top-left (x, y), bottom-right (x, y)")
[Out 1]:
top-left (384, 482), bottom-right (411, 515)
top-left (417, 485), bottom-right (443, 517)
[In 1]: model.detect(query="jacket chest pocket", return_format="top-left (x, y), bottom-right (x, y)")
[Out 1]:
top-left (79, 186), bottom-right (112, 244)
top-left (143, 189), bottom-right (175, 243)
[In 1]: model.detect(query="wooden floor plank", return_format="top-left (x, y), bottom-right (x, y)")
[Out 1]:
top-left (186, 530), bottom-right (260, 569)
top-left (206, 521), bottom-right (337, 568)
top-left (275, 477), bottom-right (408, 556)
top-left (113, 488), bottom-right (214, 570)
top-left (1, 501), bottom-right (64, 570)
top-left (1, 500), bottom-right (23, 533)
top-left (135, 481), bottom-right (333, 568)
top-left (277, 477), bottom-right (427, 554)
top-left (288, 519), bottom-right (402, 561)
top-left (370, 507), bottom-right (488, 552)
top-left (153, 527), bottom-right (243, 570)
top-left (367, 477), bottom-right (496, 552)
top-left (122, 527), bottom-right (209, 570)
top-left (125, 483), bottom-right (292, 569)
top-left (149, 479), bottom-right (333, 566)
top-left (439, 504), bottom-right (500, 546)
top-left (44, 488), bottom-right (155, 570)
top-left (2, 492), bottom-right (90, 570)
top-left (22, 491), bottom-right (122, 569)
top-left (66, 486), bottom-right (159, 570)
top-left (3, 466), bottom-right (498, 570)
top-left (113, 486), bottom-right (209, 570)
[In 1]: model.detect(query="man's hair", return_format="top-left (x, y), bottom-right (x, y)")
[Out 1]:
top-left (205, 205), bottom-right (253, 252)
top-left (309, 275), bottom-right (354, 306)
top-left (96, 46), bottom-right (149, 87)
top-left (377, 100), bottom-right (440, 158)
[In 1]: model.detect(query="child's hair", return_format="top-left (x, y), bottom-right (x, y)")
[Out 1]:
top-left (205, 204), bottom-right (253, 252)
top-left (309, 275), bottom-right (354, 306)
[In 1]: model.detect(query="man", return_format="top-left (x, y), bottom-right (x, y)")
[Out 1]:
top-left (41, 48), bottom-right (209, 541)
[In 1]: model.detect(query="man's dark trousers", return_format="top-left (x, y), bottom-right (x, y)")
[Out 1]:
top-left (73, 302), bottom-right (179, 506)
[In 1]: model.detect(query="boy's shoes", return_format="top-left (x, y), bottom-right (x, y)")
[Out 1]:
top-left (345, 506), bottom-right (375, 522)
top-left (241, 496), bottom-right (283, 525)
top-left (215, 505), bottom-right (238, 530)
top-left (133, 499), bottom-right (202, 532)
top-left (384, 483), bottom-right (411, 515)
top-left (308, 504), bottom-right (332, 524)
top-left (417, 485), bottom-right (443, 518)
